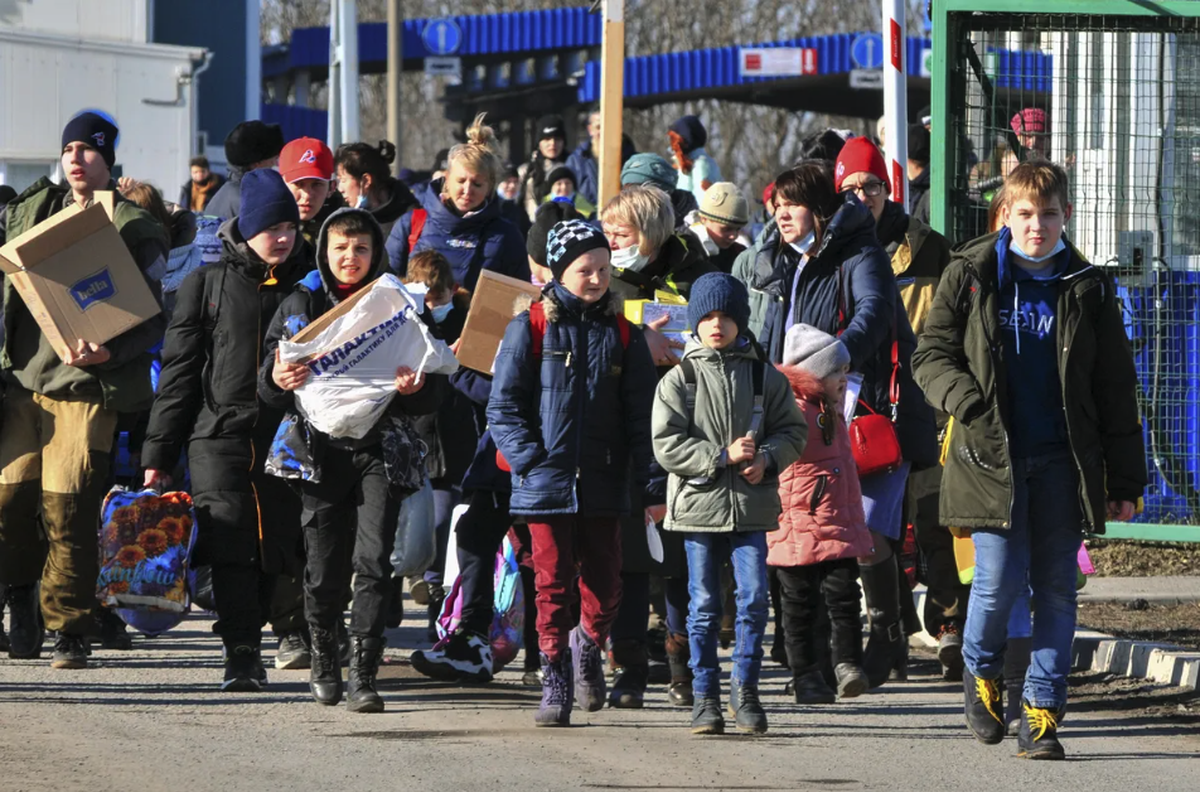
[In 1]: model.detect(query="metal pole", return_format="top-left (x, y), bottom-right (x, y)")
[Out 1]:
top-left (387, 0), bottom-right (403, 174)
top-left (597, 0), bottom-right (625, 209)
top-left (328, 1), bottom-right (341, 146)
top-left (883, 0), bottom-right (908, 209)
top-left (340, 0), bottom-right (361, 144)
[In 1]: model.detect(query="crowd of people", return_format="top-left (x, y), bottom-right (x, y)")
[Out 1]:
top-left (0, 105), bottom-right (1146, 761)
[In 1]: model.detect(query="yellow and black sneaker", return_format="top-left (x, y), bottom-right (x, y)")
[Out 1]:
top-left (963, 668), bottom-right (1005, 744)
top-left (1017, 700), bottom-right (1065, 760)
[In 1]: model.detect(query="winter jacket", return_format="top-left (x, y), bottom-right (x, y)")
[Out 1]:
top-left (518, 155), bottom-right (568, 224)
top-left (413, 289), bottom-right (476, 483)
top-left (256, 207), bottom-right (442, 481)
top-left (739, 193), bottom-right (938, 468)
top-left (178, 173), bottom-right (226, 213)
top-left (911, 231), bottom-right (1147, 533)
top-left (768, 367), bottom-right (873, 567)
top-left (368, 177), bottom-right (420, 241)
top-left (141, 219), bottom-right (313, 472)
top-left (0, 178), bottom-right (169, 413)
top-left (652, 337), bottom-right (808, 533)
top-left (732, 218), bottom-right (779, 341)
top-left (384, 181), bottom-right (529, 291)
top-left (203, 168), bottom-right (245, 221)
top-left (488, 282), bottom-right (658, 517)
top-left (566, 140), bottom-right (600, 207)
top-left (609, 230), bottom-right (717, 304)
top-left (452, 367), bottom-right (509, 493)
top-left (675, 147), bottom-right (721, 207)
top-left (875, 202), bottom-right (951, 337)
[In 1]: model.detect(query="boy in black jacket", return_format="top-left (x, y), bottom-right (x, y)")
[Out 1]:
top-left (259, 208), bottom-right (439, 713)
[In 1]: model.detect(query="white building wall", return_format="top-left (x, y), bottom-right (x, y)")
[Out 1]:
top-left (0, 0), bottom-right (150, 43)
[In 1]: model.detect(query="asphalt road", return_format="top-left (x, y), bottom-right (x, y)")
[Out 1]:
top-left (1, 613), bottom-right (1197, 792)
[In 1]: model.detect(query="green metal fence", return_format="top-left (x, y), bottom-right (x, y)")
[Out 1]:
top-left (931, 0), bottom-right (1200, 542)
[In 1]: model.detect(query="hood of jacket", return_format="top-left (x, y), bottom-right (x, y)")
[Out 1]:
top-left (953, 229), bottom-right (1092, 288)
top-left (511, 281), bottom-right (619, 322)
top-left (750, 192), bottom-right (877, 295)
top-left (216, 217), bottom-right (310, 283)
top-left (679, 334), bottom-right (763, 366)
top-left (994, 226), bottom-right (1072, 289)
top-left (777, 365), bottom-right (826, 404)
top-left (302, 206), bottom-right (389, 302)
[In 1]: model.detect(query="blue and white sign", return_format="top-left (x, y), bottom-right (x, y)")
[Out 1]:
top-left (422, 18), bottom-right (462, 56)
top-left (851, 33), bottom-right (884, 70)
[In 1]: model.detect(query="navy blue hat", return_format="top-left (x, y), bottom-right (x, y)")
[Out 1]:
top-left (669, 115), bottom-right (707, 153)
top-left (687, 272), bottom-right (750, 336)
top-left (62, 110), bottom-right (119, 170)
top-left (546, 219), bottom-right (609, 281)
top-left (237, 169), bottom-right (301, 241)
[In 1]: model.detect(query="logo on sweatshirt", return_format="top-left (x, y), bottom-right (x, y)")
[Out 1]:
top-left (71, 268), bottom-right (117, 311)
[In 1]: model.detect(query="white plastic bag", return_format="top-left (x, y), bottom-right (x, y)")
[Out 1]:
top-left (390, 479), bottom-right (436, 577)
top-left (278, 274), bottom-right (459, 439)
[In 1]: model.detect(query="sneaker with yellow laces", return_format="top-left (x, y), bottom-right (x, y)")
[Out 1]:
top-left (1017, 700), bottom-right (1065, 760)
top-left (963, 668), bottom-right (1005, 744)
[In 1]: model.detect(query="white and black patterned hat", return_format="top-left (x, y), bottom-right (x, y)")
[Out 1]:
top-left (546, 219), bottom-right (610, 280)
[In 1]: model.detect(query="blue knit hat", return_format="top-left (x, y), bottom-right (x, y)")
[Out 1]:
top-left (237, 169), bottom-right (301, 240)
top-left (669, 115), bottom-right (707, 153)
top-left (620, 153), bottom-right (676, 192)
top-left (687, 272), bottom-right (750, 336)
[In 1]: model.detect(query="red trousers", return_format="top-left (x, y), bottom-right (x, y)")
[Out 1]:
top-left (526, 515), bottom-right (623, 661)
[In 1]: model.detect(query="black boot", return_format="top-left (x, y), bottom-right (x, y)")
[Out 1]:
top-left (6, 583), bottom-right (44, 659)
top-left (608, 638), bottom-right (647, 708)
top-left (1004, 636), bottom-right (1032, 736)
top-left (665, 632), bottom-right (694, 707)
top-left (859, 557), bottom-right (906, 689)
top-left (98, 608), bottom-right (132, 650)
top-left (308, 625), bottom-right (342, 706)
top-left (347, 635), bottom-right (386, 713)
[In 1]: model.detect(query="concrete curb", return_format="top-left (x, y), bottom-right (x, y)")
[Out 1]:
top-left (914, 588), bottom-right (1198, 691)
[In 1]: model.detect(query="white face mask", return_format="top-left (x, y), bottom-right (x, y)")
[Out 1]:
top-left (429, 301), bottom-right (454, 324)
top-left (611, 244), bottom-right (650, 272)
top-left (789, 230), bottom-right (816, 257)
top-left (1010, 236), bottom-right (1066, 265)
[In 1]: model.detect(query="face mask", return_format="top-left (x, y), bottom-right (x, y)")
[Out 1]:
top-left (789, 230), bottom-right (816, 257)
top-left (1010, 236), bottom-right (1066, 265)
top-left (429, 301), bottom-right (454, 324)
top-left (611, 244), bottom-right (650, 272)
top-left (354, 193), bottom-right (368, 209)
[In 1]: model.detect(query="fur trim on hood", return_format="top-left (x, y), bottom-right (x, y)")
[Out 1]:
top-left (777, 364), bottom-right (826, 404)
top-left (511, 284), bottom-right (619, 321)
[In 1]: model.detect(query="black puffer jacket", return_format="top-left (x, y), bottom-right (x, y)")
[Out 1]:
top-left (141, 220), bottom-right (313, 471)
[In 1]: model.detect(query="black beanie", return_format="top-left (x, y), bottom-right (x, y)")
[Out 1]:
top-left (62, 111), bottom-right (119, 170)
top-left (527, 202), bottom-right (583, 266)
top-left (546, 219), bottom-right (610, 281)
top-left (224, 120), bottom-right (285, 168)
top-left (535, 115), bottom-right (566, 142)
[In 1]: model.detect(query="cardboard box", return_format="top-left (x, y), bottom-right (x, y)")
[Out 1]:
top-left (0, 192), bottom-right (160, 360)
top-left (456, 269), bottom-right (541, 374)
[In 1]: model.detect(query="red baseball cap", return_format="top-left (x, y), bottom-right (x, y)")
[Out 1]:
top-left (834, 136), bottom-right (890, 194)
top-left (279, 137), bottom-right (334, 183)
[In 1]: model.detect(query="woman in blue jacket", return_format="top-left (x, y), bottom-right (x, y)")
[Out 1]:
top-left (385, 114), bottom-right (529, 290)
top-left (738, 160), bottom-right (937, 690)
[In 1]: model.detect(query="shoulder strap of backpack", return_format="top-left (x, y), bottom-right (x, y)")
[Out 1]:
top-left (680, 358), bottom-right (697, 417)
top-left (528, 300), bottom-right (546, 358)
top-left (407, 209), bottom-right (428, 254)
top-left (749, 357), bottom-right (766, 438)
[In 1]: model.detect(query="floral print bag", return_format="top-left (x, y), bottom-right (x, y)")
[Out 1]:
top-left (97, 487), bottom-right (198, 634)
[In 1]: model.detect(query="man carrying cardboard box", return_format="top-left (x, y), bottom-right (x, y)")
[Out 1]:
top-left (0, 110), bottom-right (169, 669)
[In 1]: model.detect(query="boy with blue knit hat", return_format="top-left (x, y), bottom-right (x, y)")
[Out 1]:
top-left (143, 167), bottom-right (313, 692)
top-left (652, 272), bottom-right (807, 735)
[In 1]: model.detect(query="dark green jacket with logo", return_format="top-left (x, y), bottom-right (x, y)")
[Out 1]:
top-left (0, 178), bottom-right (169, 412)
top-left (911, 231), bottom-right (1146, 534)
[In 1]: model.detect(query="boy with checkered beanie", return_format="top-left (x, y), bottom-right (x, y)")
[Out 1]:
top-left (489, 219), bottom-right (658, 727)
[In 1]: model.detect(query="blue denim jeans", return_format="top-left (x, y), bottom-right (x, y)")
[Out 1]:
top-left (963, 452), bottom-right (1082, 710)
top-left (685, 531), bottom-right (769, 698)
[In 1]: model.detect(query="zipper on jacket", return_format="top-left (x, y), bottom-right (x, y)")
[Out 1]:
top-left (1058, 286), bottom-right (1092, 528)
top-left (973, 263), bottom-right (1016, 529)
top-left (724, 355), bottom-right (738, 532)
top-left (809, 474), bottom-right (828, 516)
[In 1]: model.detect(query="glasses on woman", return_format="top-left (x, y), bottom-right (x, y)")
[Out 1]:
top-left (849, 180), bottom-right (886, 198)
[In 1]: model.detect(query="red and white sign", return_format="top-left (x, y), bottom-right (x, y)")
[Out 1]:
top-left (739, 48), bottom-right (818, 78)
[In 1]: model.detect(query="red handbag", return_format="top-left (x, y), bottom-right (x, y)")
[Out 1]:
top-left (850, 401), bottom-right (903, 476)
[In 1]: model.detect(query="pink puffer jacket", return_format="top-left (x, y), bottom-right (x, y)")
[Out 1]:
top-left (767, 366), bottom-right (874, 567)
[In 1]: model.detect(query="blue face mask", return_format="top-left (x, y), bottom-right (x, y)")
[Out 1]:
top-left (354, 193), bottom-right (369, 209)
top-left (1010, 236), bottom-right (1066, 265)
top-left (429, 301), bottom-right (454, 324)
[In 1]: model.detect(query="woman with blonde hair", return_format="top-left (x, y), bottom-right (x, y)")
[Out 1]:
top-left (386, 113), bottom-right (528, 290)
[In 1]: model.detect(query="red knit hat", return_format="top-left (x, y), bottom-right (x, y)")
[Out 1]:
top-left (834, 136), bottom-right (889, 194)
top-left (1011, 107), bottom-right (1047, 135)
top-left (279, 137), bottom-right (334, 184)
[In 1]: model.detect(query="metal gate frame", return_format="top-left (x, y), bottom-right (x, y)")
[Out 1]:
top-left (930, 0), bottom-right (1200, 542)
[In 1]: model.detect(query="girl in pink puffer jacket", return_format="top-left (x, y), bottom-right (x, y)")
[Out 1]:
top-left (769, 324), bottom-right (874, 705)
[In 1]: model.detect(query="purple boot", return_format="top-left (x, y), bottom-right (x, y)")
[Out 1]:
top-left (570, 626), bottom-right (606, 712)
top-left (535, 650), bottom-right (573, 727)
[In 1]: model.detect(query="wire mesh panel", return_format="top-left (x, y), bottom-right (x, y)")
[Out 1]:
top-left (943, 10), bottom-right (1200, 525)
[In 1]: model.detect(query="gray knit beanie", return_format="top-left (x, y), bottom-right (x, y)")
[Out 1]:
top-left (783, 324), bottom-right (851, 378)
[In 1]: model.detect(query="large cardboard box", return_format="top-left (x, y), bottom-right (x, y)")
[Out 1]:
top-left (456, 269), bottom-right (541, 374)
top-left (0, 192), bottom-right (160, 360)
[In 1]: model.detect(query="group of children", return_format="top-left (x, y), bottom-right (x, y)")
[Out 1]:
top-left (1, 110), bottom-right (1144, 765)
